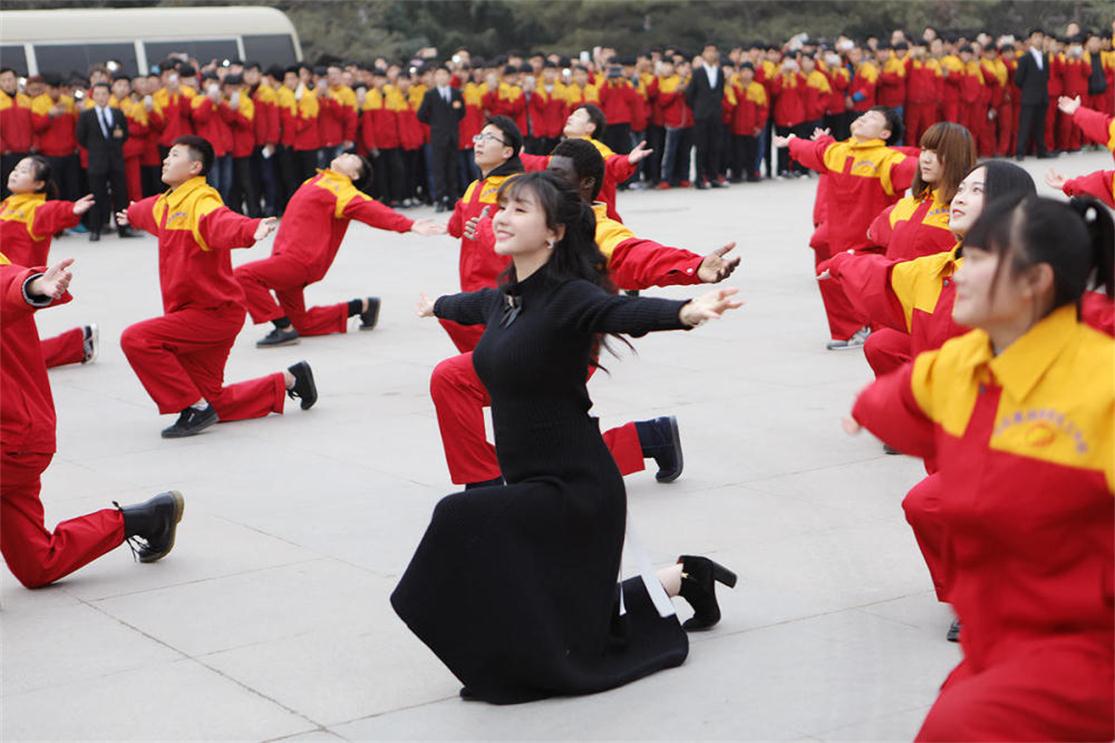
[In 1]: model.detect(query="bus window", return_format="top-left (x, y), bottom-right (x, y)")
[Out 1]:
top-left (34, 42), bottom-right (137, 77)
top-left (241, 34), bottom-right (298, 67)
top-left (0, 45), bottom-right (29, 75)
top-left (145, 39), bottom-right (238, 67)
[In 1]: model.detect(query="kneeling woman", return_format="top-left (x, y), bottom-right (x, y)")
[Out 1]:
top-left (392, 171), bottom-right (741, 704)
top-left (849, 196), bottom-right (1115, 741)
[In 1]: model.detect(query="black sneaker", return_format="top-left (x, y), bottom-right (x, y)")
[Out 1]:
top-left (161, 405), bottom-right (219, 438)
top-left (947, 619), bottom-right (961, 642)
top-left (883, 444), bottom-right (900, 455)
top-left (287, 361), bottom-right (317, 410)
top-left (116, 491), bottom-right (185, 563)
top-left (637, 415), bottom-right (684, 483)
top-left (256, 326), bottom-right (300, 347)
top-left (359, 297), bottom-right (381, 331)
top-left (81, 323), bottom-right (98, 364)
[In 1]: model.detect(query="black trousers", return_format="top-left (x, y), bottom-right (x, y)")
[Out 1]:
top-left (602, 123), bottom-right (632, 156)
top-left (88, 167), bottom-right (128, 232)
top-left (692, 117), bottom-right (723, 184)
top-left (430, 138), bottom-right (459, 204)
top-left (1016, 103), bottom-right (1048, 157)
top-left (373, 148), bottom-right (405, 204)
top-left (45, 154), bottom-right (82, 201)
top-left (1, 151), bottom-right (28, 200)
top-left (645, 125), bottom-right (665, 184)
top-left (295, 148), bottom-right (319, 182)
top-left (227, 156), bottom-right (261, 217)
top-left (277, 145), bottom-right (299, 213)
top-left (401, 148), bottom-right (424, 201)
top-left (731, 135), bottom-right (759, 180)
top-left (776, 122), bottom-right (814, 174)
top-left (140, 164), bottom-right (162, 197)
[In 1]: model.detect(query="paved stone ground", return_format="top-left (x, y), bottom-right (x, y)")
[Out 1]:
top-left (3, 148), bottom-right (1109, 741)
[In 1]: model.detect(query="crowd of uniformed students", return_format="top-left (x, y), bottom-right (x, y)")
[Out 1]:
top-left (2, 21), bottom-right (1112, 217)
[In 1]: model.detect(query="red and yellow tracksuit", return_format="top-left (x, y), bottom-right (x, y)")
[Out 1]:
top-left (905, 59), bottom-right (941, 145)
top-left (432, 200), bottom-right (706, 484)
top-left (1059, 56), bottom-right (1091, 152)
top-left (0, 89), bottom-right (34, 155)
top-left (457, 81), bottom-right (486, 152)
top-left (190, 94), bottom-right (232, 157)
top-left (152, 85), bottom-right (196, 148)
top-left (788, 135), bottom-right (916, 340)
top-left (360, 87), bottom-right (397, 151)
top-left (957, 59), bottom-right (986, 144)
top-left (938, 54), bottom-right (963, 122)
top-left (0, 193), bottom-right (85, 366)
top-left (849, 60), bottom-right (878, 113)
top-left (803, 70), bottom-right (832, 124)
top-left (564, 82), bottom-right (600, 109)
top-left (877, 54), bottom-right (907, 110)
top-left (30, 94), bottom-right (78, 158)
top-left (529, 83), bottom-right (569, 141)
top-left (483, 82), bottom-right (527, 135)
top-left (121, 176), bottom-right (286, 420)
top-left (868, 188), bottom-right (954, 261)
top-left (292, 87), bottom-right (321, 154)
top-left (0, 255), bottom-right (124, 588)
top-left (119, 97), bottom-right (150, 201)
top-left (1071, 105), bottom-right (1115, 156)
top-left (724, 80), bottom-right (769, 135)
top-left (852, 305), bottom-right (1114, 742)
top-left (252, 83), bottom-right (281, 149)
top-left (824, 64), bottom-right (850, 120)
top-left (771, 72), bottom-right (806, 128)
top-left (1045, 53), bottom-right (1065, 153)
top-left (1060, 169), bottom-right (1115, 207)
top-left (318, 84), bottom-right (358, 150)
top-left (235, 169), bottom-right (412, 335)
top-left (992, 56), bottom-right (1015, 157)
top-left (598, 78), bottom-right (637, 127)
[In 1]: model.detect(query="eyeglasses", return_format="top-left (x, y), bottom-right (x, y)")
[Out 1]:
top-left (473, 133), bottom-right (509, 146)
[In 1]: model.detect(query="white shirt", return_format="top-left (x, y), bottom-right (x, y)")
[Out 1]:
top-left (94, 105), bottom-right (113, 138)
top-left (438, 86), bottom-right (451, 103)
top-left (706, 64), bottom-right (719, 88)
top-left (1030, 47), bottom-right (1044, 70)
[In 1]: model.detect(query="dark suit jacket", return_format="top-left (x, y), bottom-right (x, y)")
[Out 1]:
top-left (1013, 49), bottom-right (1050, 106)
top-left (75, 106), bottom-right (128, 173)
top-left (685, 64), bottom-right (726, 120)
top-left (418, 87), bottom-right (465, 145)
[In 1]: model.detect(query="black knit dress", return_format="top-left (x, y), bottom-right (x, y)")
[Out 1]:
top-left (391, 267), bottom-right (691, 704)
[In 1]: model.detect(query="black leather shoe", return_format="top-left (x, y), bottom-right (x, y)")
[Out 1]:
top-left (116, 491), bottom-right (185, 563)
top-left (358, 297), bottom-right (381, 331)
top-left (677, 555), bottom-right (738, 631)
top-left (117, 226), bottom-right (137, 238)
top-left (161, 405), bottom-right (218, 438)
top-left (636, 416), bottom-right (683, 483)
top-left (287, 360), bottom-right (317, 410)
top-left (256, 326), bottom-right (300, 347)
top-left (89, 230), bottom-right (101, 242)
top-left (883, 443), bottom-right (900, 455)
top-left (947, 618), bottom-right (961, 642)
top-left (435, 201), bottom-right (446, 213)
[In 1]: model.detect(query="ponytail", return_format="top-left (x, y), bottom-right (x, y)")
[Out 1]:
top-left (1067, 197), bottom-right (1114, 299)
top-left (25, 155), bottom-right (59, 199)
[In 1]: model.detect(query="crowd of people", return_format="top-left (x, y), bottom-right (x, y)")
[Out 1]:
top-left (2, 16), bottom-right (1115, 743)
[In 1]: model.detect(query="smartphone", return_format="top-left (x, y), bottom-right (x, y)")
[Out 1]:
top-left (580, 50), bottom-right (591, 64)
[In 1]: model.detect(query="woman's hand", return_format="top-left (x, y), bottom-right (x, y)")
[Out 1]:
top-left (411, 219), bottom-right (447, 236)
top-left (253, 217), bottom-right (278, 241)
top-left (28, 258), bottom-right (75, 300)
top-left (1044, 167), bottom-right (1066, 190)
top-left (679, 287), bottom-right (743, 327)
top-left (842, 416), bottom-right (862, 435)
top-left (1057, 95), bottom-right (1081, 116)
top-left (72, 194), bottom-right (95, 216)
top-left (697, 242), bottom-right (740, 283)
top-left (417, 292), bottom-right (436, 318)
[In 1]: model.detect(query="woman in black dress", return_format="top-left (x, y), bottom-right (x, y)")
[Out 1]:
top-left (391, 171), bottom-right (742, 704)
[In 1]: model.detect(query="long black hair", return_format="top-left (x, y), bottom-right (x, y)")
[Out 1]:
top-left (955, 160), bottom-right (1035, 254)
top-left (966, 195), bottom-right (1115, 317)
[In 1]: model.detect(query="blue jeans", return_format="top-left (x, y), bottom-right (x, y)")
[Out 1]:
top-left (208, 155), bottom-right (233, 200)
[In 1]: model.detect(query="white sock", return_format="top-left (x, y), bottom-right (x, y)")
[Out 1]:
top-left (190, 399), bottom-right (209, 411)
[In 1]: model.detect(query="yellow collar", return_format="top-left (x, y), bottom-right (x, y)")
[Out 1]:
top-left (317, 168), bottom-right (351, 186)
top-left (163, 176), bottom-right (210, 210)
top-left (847, 137), bottom-right (887, 150)
top-left (3, 192), bottom-right (46, 212)
top-left (985, 304), bottom-right (1081, 400)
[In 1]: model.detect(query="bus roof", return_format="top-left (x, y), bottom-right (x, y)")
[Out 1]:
top-left (1, 6), bottom-right (298, 43)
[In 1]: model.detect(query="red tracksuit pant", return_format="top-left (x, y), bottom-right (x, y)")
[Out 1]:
top-left (995, 102), bottom-right (1014, 157)
top-left (917, 633), bottom-right (1114, 741)
top-left (234, 254), bottom-right (349, 336)
top-left (813, 248), bottom-right (866, 341)
top-left (905, 102), bottom-right (938, 149)
top-left (902, 473), bottom-right (950, 602)
top-left (1, 451), bottom-right (124, 588)
top-left (430, 351), bottom-right (645, 484)
top-left (863, 328), bottom-right (911, 379)
top-left (42, 327), bottom-right (85, 368)
top-left (120, 302), bottom-right (286, 419)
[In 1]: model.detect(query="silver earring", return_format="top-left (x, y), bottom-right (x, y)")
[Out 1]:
top-left (546, 240), bottom-right (554, 250)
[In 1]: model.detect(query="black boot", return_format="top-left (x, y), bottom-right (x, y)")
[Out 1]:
top-left (161, 404), bottom-right (218, 438)
top-left (677, 554), bottom-right (737, 631)
top-left (115, 491), bottom-right (185, 563)
top-left (635, 416), bottom-right (683, 483)
top-left (947, 618), bottom-right (961, 642)
top-left (287, 361), bottom-right (317, 410)
top-left (358, 297), bottom-right (381, 331)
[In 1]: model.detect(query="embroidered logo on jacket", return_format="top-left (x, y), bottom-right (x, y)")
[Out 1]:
top-left (993, 408), bottom-right (1089, 454)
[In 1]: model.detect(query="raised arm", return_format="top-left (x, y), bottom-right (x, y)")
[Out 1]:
top-left (0, 260), bottom-right (73, 322)
top-left (787, 135), bottom-right (832, 173)
top-left (850, 359), bottom-right (936, 458)
top-left (607, 237), bottom-right (705, 290)
top-left (821, 251), bottom-right (909, 332)
top-left (340, 192), bottom-right (415, 232)
top-left (1058, 169), bottom-right (1115, 208)
top-left (196, 198), bottom-right (272, 250)
top-left (125, 195), bottom-right (162, 237)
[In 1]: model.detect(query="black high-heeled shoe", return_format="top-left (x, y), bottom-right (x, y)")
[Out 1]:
top-left (677, 555), bottom-right (738, 631)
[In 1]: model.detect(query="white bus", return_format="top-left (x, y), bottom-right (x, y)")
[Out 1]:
top-left (0, 5), bottom-right (303, 77)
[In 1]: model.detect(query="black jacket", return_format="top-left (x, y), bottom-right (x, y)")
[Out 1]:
top-left (1013, 49), bottom-right (1050, 106)
top-left (418, 87), bottom-right (465, 145)
top-left (75, 106), bottom-right (128, 173)
top-left (685, 64), bottom-right (726, 120)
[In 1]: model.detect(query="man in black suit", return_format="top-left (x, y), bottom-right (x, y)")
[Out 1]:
top-left (418, 65), bottom-right (465, 212)
top-left (685, 42), bottom-right (727, 189)
top-left (1014, 28), bottom-right (1052, 160)
top-left (75, 81), bottom-right (133, 241)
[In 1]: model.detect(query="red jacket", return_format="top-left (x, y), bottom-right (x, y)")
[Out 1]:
top-left (360, 88), bottom-right (398, 150)
top-left (825, 66), bottom-right (851, 116)
top-left (448, 170), bottom-right (517, 292)
top-left (906, 59), bottom-right (941, 104)
top-left (0, 259), bottom-right (70, 454)
top-left (190, 95), bottom-right (233, 156)
top-left (225, 95), bottom-right (256, 159)
top-left (30, 94), bottom-right (78, 157)
top-left (458, 81), bottom-right (486, 150)
top-left (726, 81), bottom-right (769, 135)
top-left (252, 85), bottom-right (281, 147)
top-left (318, 85), bottom-right (358, 147)
top-left (598, 79), bottom-right (636, 125)
top-left (867, 189), bottom-right (955, 260)
top-left (849, 62), bottom-right (878, 112)
top-left (529, 86), bottom-right (568, 139)
top-left (0, 90), bottom-right (34, 153)
top-left (268, 170), bottom-right (413, 282)
top-left (651, 75), bottom-right (691, 129)
top-left (1061, 169), bottom-right (1115, 207)
top-left (591, 202), bottom-right (704, 290)
top-left (127, 176), bottom-right (261, 313)
top-left (0, 194), bottom-right (80, 266)
top-left (878, 56), bottom-right (907, 108)
top-left (483, 83), bottom-right (527, 134)
top-left (153, 86), bottom-right (196, 147)
top-left (1072, 106), bottom-right (1115, 154)
top-left (852, 305), bottom-right (1114, 676)
top-left (396, 95), bottom-right (424, 151)
top-left (789, 136), bottom-right (915, 252)
top-left (771, 72), bottom-right (806, 127)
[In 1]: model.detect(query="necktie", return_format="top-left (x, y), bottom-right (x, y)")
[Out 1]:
top-left (442, 88), bottom-right (449, 104)
top-left (98, 107), bottom-right (111, 138)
